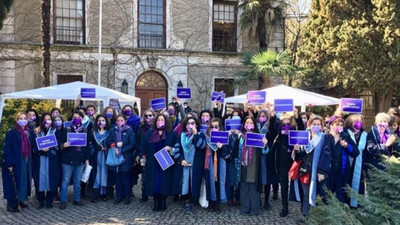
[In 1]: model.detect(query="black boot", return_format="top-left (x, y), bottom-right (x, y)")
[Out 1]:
top-left (280, 208), bottom-right (289, 217)
top-left (153, 197), bottom-right (160, 212)
top-left (264, 201), bottom-right (271, 210)
top-left (160, 197), bottom-right (166, 211)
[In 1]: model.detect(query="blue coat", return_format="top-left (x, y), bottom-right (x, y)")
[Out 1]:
top-left (140, 129), bottom-right (177, 196)
top-left (105, 125), bottom-right (135, 172)
top-left (2, 128), bottom-right (34, 201)
top-left (365, 126), bottom-right (391, 171)
top-left (32, 128), bottom-right (61, 192)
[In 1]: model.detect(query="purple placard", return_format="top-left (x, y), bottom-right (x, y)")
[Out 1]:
top-left (340, 98), bottom-right (363, 114)
top-left (64, 121), bottom-right (72, 128)
top-left (247, 91), bottom-right (266, 105)
top-left (225, 119), bottom-right (242, 131)
top-left (150, 97), bottom-right (166, 111)
top-left (288, 131), bottom-right (310, 146)
top-left (154, 148), bottom-right (174, 171)
top-left (211, 91), bottom-right (221, 101)
top-left (177, 88), bottom-right (191, 99)
top-left (81, 88), bottom-right (96, 98)
top-left (200, 124), bottom-right (209, 133)
top-left (36, 135), bottom-right (58, 150)
top-left (67, 133), bottom-right (87, 146)
top-left (245, 132), bottom-right (265, 148)
top-left (210, 131), bottom-right (229, 145)
top-left (219, 92), bottom-right (226, 103)
top-left (274, 99), bottom-right (294, 112)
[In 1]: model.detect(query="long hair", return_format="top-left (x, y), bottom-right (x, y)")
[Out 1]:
top-left (181, 116), bottom-right (200, 133)
top-left (152, 113), bottom-right (172, 133)
top-left (93, 115), bottom-right (110, 131)
top-left (140, 108), bottom-right (155, 125)
top-left (207, 118), bottom-right (224, 136)
top-left (39, 113), bottom-right (53, 131)
top-left (241, 116), bottom-right (259, 133)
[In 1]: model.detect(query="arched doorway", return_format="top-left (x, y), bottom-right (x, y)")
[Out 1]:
top-left (135, 71), bottom-right (168, 113)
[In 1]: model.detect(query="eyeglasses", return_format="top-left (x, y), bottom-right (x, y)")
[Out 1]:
top-left (145, 115), bottom-right (153, 118)
top-left (210, 126), bottom-right (219, 129)
top-left (188, 122), bottom-right (196, 125)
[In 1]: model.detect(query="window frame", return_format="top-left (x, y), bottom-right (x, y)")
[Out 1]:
top-left (137, 0), bottom-right (167, 49)
top-left (212, 1), bottom-right (238, 52)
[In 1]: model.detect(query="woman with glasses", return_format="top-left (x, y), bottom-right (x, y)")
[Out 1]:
top-left (136, 109), bottom-right (155, 203)
top-left (204, 118), bottom-right (232, 212)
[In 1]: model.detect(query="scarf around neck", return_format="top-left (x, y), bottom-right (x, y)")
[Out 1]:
top-left (150, 129), bottom-right (166, 143)
top-left (241, 132), bottom-right (254, 166)
top-left (181, 132), bottom-right (194, 153)
top-left (15, 123), bottom-right (31, 158)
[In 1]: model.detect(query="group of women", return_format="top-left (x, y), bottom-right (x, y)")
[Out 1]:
top-left (2, 98), bottom-right (399, 219)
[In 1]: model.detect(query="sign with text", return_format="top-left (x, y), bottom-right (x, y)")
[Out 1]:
top-left (200, 124), bottom-right (209, 133)
top-left (247, 91), bottom-right (266, 105)
top-left (245, 132), bottom-right (265, 148)
top-left (36, 135), bottom-right (58, 150)
top-left (64, 121), bottom-right (72, 128)
top-left (150, 97), bottom-right (166, 111)
top-left (67, 133), bottom-right (87, 147)
top-left (274, 99), bottom-right (294, 112)
top-left (80, 88), bottom-right (96, 98)
top-left (340, 98), bottom-right (363, 114)
top-left (177, 88), bottom-right (192, 99)
top-left (288, 131), bottom-right (310, 146)
top-left (225, 119), bottom-right (242, 131)
top-left (154, 148), bottom-right (174, 170)
top-left (210, 131), bottom-right (229, 145)
top-left (211, 91), bottom-right (225, 103)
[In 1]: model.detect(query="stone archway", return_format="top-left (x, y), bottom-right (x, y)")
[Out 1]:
top-left (135, 71), bottom-right (168, 113)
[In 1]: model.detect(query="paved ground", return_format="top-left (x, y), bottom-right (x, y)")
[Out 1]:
top-left (0, 173), bottom-right (302, 225)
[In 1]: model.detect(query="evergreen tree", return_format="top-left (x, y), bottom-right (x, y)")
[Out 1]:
top-left (298, 0), bottom-right (400, 113)
top-left (0, 0), bottom-right (13, 30)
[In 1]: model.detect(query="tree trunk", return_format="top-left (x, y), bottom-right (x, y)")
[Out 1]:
top-left (257, 12), bottom-right (267, 50)
top-left (41, 0), bottom-right (51, 87)
top-left (374, 92), bottom-right (393, 114)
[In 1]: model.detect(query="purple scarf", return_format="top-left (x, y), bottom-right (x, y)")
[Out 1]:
top-left (379, 130), bottom-right (389, 144)
top-left (117, 125), bottom-right (130, 142)
top-left (15, 124), bottom-right (31, 159)
top-left (150, 129), bottom-right (166, 143)
top-left (241, 133), bottom-right (254, 166)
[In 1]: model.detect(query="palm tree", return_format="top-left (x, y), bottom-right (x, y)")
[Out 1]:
top-left (235, 50), bottom-right (297, 89)
top-left (0, 0), bottom-right (14, 30)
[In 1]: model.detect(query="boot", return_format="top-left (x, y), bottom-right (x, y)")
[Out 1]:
top-left (153, 197), bottom-right (160, 212)
top-left (160, 197), bottom-right (166, 211)
top-left (280, 207), bottom-right (289, 217)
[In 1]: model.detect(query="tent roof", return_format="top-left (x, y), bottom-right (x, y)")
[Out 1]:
top-left (225, 85), bottom-right (340, 106)
top-left (1, 81), bottom-right (140, 103)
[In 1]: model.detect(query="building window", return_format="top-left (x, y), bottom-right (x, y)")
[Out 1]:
top-left (213, 1), bottom-right (237, 52)
top-left (54, 0), bottom-right (85, 45)
top-left (57, 75), bottom-right (83, 110)
top-left (138, 0), bottom-right (166, 49)
top-left (215, 78), bottom-right (235, 97)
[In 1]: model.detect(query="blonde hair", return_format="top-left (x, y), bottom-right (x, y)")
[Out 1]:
top-left (345, 114), bottom-right (364, 128)
top-left (375, 112), bottom-right (390, 124)
top-left (15, 112), bottom-right (27, 121)
top-left (307, 115), bottom-right (324, 128)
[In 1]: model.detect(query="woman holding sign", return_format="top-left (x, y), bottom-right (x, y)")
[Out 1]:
top-left (204, 118), bottom-right (232, 212)
top-left (59, 110), bottom-right (90, 210)
top-left (140, 114), bottom-right (176, 212)
top-left (106, 115), bottom-right (135, 205)
top-left (2, 112), bottom-right (34, 212)
top-left (32, 113), bottom-right (61, 209)
top-left (173, 116), bottom-right (206, 214)
top-left (236, 116), bottom-right (268, 216)
top-left (87, 115), bottom-right (110, 202)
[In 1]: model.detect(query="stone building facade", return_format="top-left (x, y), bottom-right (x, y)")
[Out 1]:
top-left (0, 0), bottom-right (284, 111)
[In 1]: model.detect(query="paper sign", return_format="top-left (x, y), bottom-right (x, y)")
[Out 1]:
top-left (81, 165), bottom-right (92, 183)
top-left (274, 99), bottom-right (294, 112)
top-left (210, 131), bottom-right (229, 145)
top-left (225, 119), bottom-right (242, 131)
top-left (288, 131), bottom-right (310, 146)
top-left (220, 92), bottom-right (226, 103)
top-left (247, 91), bottom-right (266, 105)
top-left (154, 148), bottom-right (174, 170)
top-left (150, 97), bottom-right (166, 111)
top-left (245, 132), bottom-right (265, 148)
top-left (200, 124), bottom-right (209, 133)
top-left (64, 121), bottom-right (72, 128)
top-left (211, 91), bottom-right (221, 101)
top-left (177, 88), bottom-right (191, 99)
top-left (36, 135), bottom-right (58, 150)
top-left (67, 133), bottom-right (87, 146)
top-left (340, 98), bottom-right (363, 114)
top-left (81, 88), bottom-right (96, 98)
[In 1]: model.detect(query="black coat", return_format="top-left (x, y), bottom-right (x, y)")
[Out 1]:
top-left (59, 126), bottom-right (90, 166)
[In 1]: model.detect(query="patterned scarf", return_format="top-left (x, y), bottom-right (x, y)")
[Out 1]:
top-left (241, 133), bottom-right (254, 166)
top-left (181, 133), bottom-right (194, 153)
top-left (204, 137), bottom-right (219, 181)
top-left (15, 123), bottom-right (31, 159)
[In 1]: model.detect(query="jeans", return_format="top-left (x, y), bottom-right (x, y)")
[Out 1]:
top-left (60, 164), bottom-right (84, 203)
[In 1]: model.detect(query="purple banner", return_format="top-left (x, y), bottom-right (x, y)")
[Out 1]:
top-left (64, 121), bottom-right (72, 128)
top-left (177, 88), bottom-right (191, 99)
top-left (225, 119), bottom-right (242, 131)
top-left (154, 148), bottom-right (174, 171)
top-left (288, 131), bottom-right (310, 146)
top-left (274, 99), bottom-right (293, 112)
top-left (247, 91), bottom-right (266, 105)
top-left (81, 88), bottom-right (96, 98)
top-left (340, 98), bottom-right (363, 114)
top-left (200, 124), bottom-right (209, 133)
top-left (210, 131), bottom-right (229, 145)
top-left (150, 97), bottom-right (166, 111)
top-left (67, 133), bottom-right (87, 146)
top-left (36, 135), bottom-right (58, 150)
top-left (245, 132), bottom-right (265, 148)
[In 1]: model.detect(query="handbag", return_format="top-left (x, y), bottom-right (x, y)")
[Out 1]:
top-left (299, 173), bottom-right (310, 184)
top-left (299, 150), bottom-right (313, 177)
top-left (289, 160), bottom-right (301, 180)
top-left (106, 146), bottom-right (125, 166)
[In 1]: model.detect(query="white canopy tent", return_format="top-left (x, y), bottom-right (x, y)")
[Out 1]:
top-left (225, 84), bottom-right (340, 110)
top-left (0, 81), bottom-right (141, 124)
